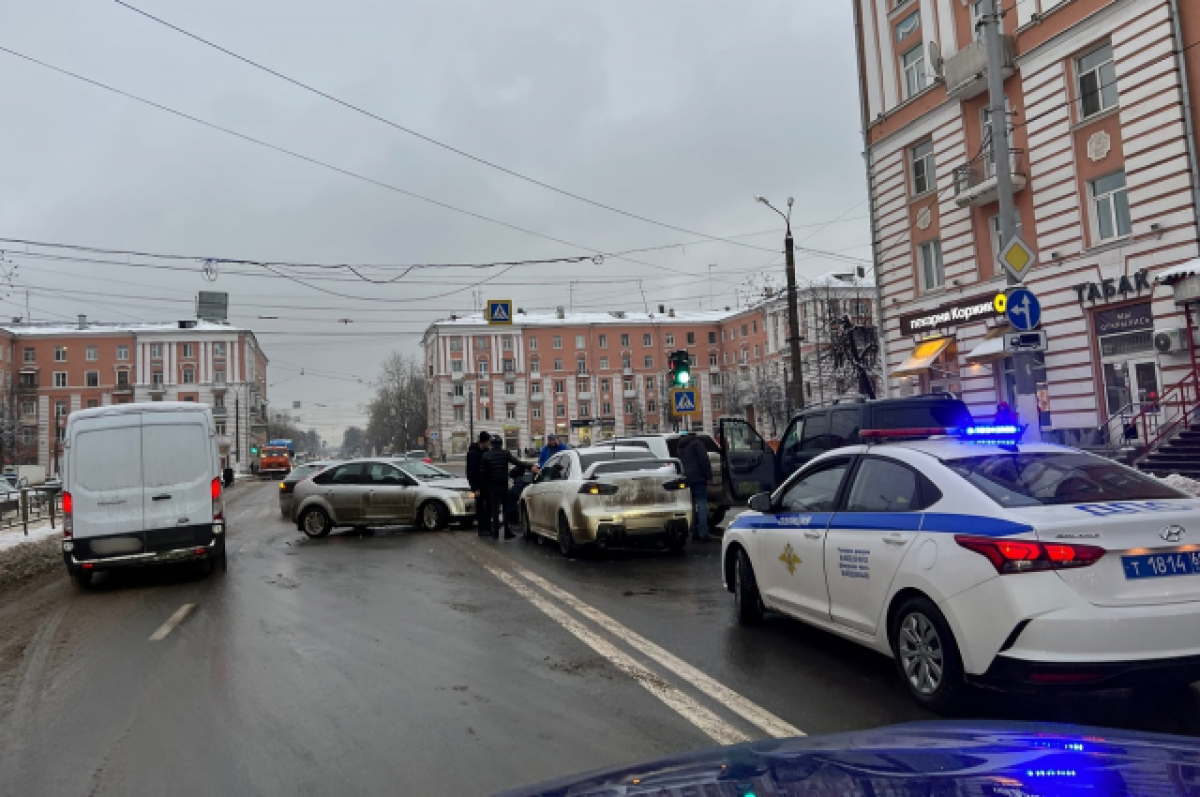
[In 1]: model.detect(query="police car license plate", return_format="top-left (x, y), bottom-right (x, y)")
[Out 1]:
top-left (1122, 552), bottom-right (1200, 580)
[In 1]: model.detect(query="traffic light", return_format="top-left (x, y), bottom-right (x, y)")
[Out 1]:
top-left (669, 350), bottom-right (691, 388)
top-left (250, 445), bottom-right (259, 455)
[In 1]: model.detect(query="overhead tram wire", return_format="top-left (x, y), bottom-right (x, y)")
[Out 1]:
top-left (0, 45), bottom-right (869, 294)
top-left (112, 0), bottom-right (864, 257)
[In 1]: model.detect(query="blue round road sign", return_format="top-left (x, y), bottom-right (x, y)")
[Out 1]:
top-left (1005, 288), bottom-right (1041, 331)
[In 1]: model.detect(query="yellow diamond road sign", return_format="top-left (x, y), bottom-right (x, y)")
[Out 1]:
top-left (998, 234), bottom-right (1037, 282)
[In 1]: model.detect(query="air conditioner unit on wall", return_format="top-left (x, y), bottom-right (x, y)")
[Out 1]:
top-left (1154, 328), bottom-right (1190, 354)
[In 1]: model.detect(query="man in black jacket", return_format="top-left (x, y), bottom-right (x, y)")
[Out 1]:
top-left (679, 434), bottom-right (713, 541)
top-left (466, 431), bottom-right (491, 536)
top-left (481, 437), bottom-right (524, 539)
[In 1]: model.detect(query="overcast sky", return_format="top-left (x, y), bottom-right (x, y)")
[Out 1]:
top-left (0, 0), bottom-right (871, 442)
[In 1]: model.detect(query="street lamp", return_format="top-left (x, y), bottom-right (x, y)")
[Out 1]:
top-left (755, 195), bottom-right (805, 411)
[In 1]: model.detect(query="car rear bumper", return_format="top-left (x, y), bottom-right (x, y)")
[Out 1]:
top-left (973, 653), bottom-right (1200, 690)
top-left (590, 518), bottom-right (690, 548)
top-left (64, 523), bottom-right (224, 571)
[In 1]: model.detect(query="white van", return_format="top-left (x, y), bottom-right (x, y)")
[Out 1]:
top-left (62, 403), bottom-right (227, 588)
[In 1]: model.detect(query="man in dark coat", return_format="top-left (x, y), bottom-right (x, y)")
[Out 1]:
top-left (679, 434), bottom-right (713, 541)
top-left (466, 431), bottom-right (491, 536)
top-left (481, 437), bottom-right (524, 538)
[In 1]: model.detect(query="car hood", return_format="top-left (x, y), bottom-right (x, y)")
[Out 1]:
top-left (493, 721), bottom-right (1200, 796)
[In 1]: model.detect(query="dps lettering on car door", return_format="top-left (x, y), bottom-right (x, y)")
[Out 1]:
top-left (756, 459), bottom-right (853, 618)
top-left (824, 457), bottom-right (938, 635)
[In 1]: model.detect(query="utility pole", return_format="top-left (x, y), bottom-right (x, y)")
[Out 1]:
top-left (756, 196), bottom-right (806, 411)
top-left (983, 0), bottom-right (1040, 439)
top-left (234, 390), bottom-right (241, 464)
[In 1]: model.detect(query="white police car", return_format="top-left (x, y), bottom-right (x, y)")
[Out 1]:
top-left (721, 426), bottom-right (1200, 710)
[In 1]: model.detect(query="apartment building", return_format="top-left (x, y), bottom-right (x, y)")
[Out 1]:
top-left (0, 316), bottom-right (268, 474)
top-left (855, 0), bottom-right (1200, 443)
top-left (421, 272), bottom-right (876, 454)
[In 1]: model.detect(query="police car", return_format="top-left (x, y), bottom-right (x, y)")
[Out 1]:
top-left (721, 425), bottom-right (1200, 710)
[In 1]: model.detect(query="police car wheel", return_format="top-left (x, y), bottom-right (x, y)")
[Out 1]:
top-left (734, 549), bottom-right (764, 626)
top-left (890, 596), bottom-right (966, 711)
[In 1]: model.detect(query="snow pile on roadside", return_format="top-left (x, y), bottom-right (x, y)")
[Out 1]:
top-left (0, 525), bottom-right (61, 589)
top-left (1156, 473), bottom-right (1200, 497)
top-left (0, 521), bottom-right (61, 553)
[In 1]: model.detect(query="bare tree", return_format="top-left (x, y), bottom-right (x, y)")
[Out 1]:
top-left (366, 352), bottom-right (429, 454)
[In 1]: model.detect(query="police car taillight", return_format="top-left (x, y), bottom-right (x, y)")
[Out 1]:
top-left (955, 535), bottom-right (1106, 574)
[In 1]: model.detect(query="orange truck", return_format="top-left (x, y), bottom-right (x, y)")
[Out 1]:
top-left (258, 446), bottom-right (292, 478)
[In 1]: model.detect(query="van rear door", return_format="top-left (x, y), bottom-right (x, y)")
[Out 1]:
top-left (142, 413), bottom-right (214, 549)
top-left (70, 414), bottom-right (144, 542)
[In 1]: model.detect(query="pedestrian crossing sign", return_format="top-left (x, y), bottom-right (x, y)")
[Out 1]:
top-left (486, 299), bottom-right (513, 325)
top-left (671, 388), bottom-right (699, 416)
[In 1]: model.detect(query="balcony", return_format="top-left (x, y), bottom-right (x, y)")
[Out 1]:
top-left (148, 383), bottom-right (166, 394)
top-left (943, 35), bottom-right (1015, 101)
top-left (577, 391), bottom-right (593, 401)
top-left (452, 395), bottom-right (466, 406)
top-left (623, 389), bottom-right (638, 399)
top-left (20, 414), bottom-right (37, 426)
top-left (709, 365), bottom-right (720, 374)
top-left (503, 369), bottom-right (517, 381)
top-left (529, 371), bottom-right (541, 380)
top-left (622, 367), bottom-right (634, 376)
top-left (529, 393), bottom-right (544, 403)
top-left (113, 384), bottom-right (133, 395)
top-left (710, 384), bottom-right (724, 395)
top-left (211, 381), bottom-right (228, 393)
top-left (954, 149), bottom-right (1027, 207)
top-left (211, 406), bottom-right (228, 417)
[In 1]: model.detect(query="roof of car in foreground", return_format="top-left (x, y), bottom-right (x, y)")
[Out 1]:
top-left (875, 439), bottom-right (1078, 460)
top-left (577, 445), bottom-right (655, 454)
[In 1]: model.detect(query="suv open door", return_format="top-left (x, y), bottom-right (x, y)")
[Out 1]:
top-left (718, 418), bottom-right (778, 500)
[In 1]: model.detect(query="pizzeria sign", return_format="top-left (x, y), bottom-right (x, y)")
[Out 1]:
top-left (898, 293), bottom-right (1004, 337)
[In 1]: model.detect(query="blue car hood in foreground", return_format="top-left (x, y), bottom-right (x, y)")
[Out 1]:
top-left (496, 721), bottom-right (1200, 796)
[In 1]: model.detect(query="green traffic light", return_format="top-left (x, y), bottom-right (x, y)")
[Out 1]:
top-left (678, 371), bottom-right (690, 385)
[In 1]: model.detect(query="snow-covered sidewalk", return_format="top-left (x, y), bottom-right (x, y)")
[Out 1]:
top-left (0, 517), bottom-right (61, 553)
top-left (1155, 473), bottom-right (1200, 497)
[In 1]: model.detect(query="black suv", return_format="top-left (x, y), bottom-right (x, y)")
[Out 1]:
top-left (718, 395), bottom-right (973, 500)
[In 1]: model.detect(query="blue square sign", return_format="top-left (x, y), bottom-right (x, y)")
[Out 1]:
top-left (487, 299), bottom-right (513, 325)
top-left (671, 388), bottom-right (699, 416)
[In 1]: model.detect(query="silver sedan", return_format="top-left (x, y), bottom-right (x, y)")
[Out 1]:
top-left (291, 458), bottom-right (475, 538)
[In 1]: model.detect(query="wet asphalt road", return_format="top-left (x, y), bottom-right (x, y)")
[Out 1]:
top-left (3, 480), bottom-right (1200, 796)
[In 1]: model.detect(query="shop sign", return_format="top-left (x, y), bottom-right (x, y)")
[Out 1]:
top-left (898, 293), bottom-right (1003, 337)
top-left (1074, 270), bottom-right (1150, 303)
top-left (1094, 302), bottom-right (1153, 336)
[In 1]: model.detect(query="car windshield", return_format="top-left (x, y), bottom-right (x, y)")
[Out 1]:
top-left (263, 447), bottom-right (288, 457)
top-left (945, 451), bottom-right (1188, 507)
top-left (396, 461), bottom-right (454, 480)
top-left (577, 450), bottom-right (655, 472)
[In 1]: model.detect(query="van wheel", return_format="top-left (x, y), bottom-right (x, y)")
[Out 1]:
top-left (71, 569), bottom-right (92, 590)
top-left (557, 515), bottom-right (577, 557)
top-left (890, 595), bottom-right (967, 713)
top-left (418, 501), bottom-right (448, 531)
top-left (300, 507), bottom-right (333, 538)
top-left (734, 549), bottom-right (764, 626)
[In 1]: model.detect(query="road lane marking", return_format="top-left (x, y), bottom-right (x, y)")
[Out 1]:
top-left (513, 564), bottom-right (805, 738)
top-left (148, 603), bottom-right (195, 641)
top-left (481, 562), bottom-right (750, 745)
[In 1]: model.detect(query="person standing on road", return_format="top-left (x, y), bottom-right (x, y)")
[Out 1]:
top-left (482, 437), bottom-right (524, 539)
top-left (466, 431), bottom-right (491, 536)
top-left (679, 434), bottom-right (713, 541)
top-left (535, 434), bottom-right (568, 471)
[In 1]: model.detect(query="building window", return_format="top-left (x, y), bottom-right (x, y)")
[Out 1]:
top-left (554, 380), bottom-right (565, 394)
top-left (665, 334), bottom-right (675, 347)
top-left (709, 354), bottom-right (718, 366)
top-left (54, 372), bottom-right (67, 388)
top-left (624, 378), bottom-right (634, 391)
top-left (19, 373), bottom-right (36, 389)
top-left (646, 377), bottom-right (656, 391)
top-left (1091, 171), bottom-right (1132, 242)
top-left (622, 355), bottom-right (631, 369)
top-left (918, 239), bottom-right (945, 291)
top-left (530, 357), bottom-right (540, 373)
top-left (625, 402), bottom-right (635, 415)
top-left (452, 360), bottom-right (463, 373)
top-left (116, 345), bottom-right (129, 361)
top-left (152, 371), bottom-right (163, 386)
top-left (532, 406), bottom-right (542, 419)
top-left (215, 422), bottom-right (226, 435)
top-left (213, 342), bottom-right (226, 357)
top-left (598, 334), bottom-right (608, 348)
top-left (54, 347), bottom-right (67, 362)
top-left (713, 397), bottom-right (724, 410)
top-left (895, 10), bottom-right (919, 41)
top-left (502, 336), bottom-right (513, 351)
top-left (528, 337), bottom-right (538, 350)
top-left (22, 347), bottom-right (34, 363)
top-left (553, 358), bottom-right (563, 371)
top-left (503, 359), bottom-right (514, 372)
top-left (182, 344), bottom-right (194, 358)
top-left (620, 334), bottom-right (630, 347)
top-left (556, 405), bottom-right (566, 418)
top-left (478, 361), bottom-right (489, 375)
top-left (20, 400), bottom-right (34, 416)
top-left (85, 346), bottom-right (98, 361)
top-left (577, 360), bottom-right (587, 374)
top-left (183, 369), bottom-right (195, 384)
top-left (988, 214), bottom-right (1025, 262)
top-left (575, 335), bottom-right (585, 349)
top-left (599, 378), bottom-right (610, 392)
top-left (449, 337), bottom-right (463, 351)
top-left (505, 406), bottom-right (516, 420)
top-left (475, 337), bottom-right (488, 350)
top-left (55, 401), bottom-right (68, 418)
top-left (453, 407), bottom-right (465, 421)
top-left (902, 45), bottom-right (926, 99)
top-left (479, 384), bottom-right (489, 398)
top-left (481, 407), bottom-right (491, 421)
top-left (85, 371), bottom-right (99, 387)
top-left (911, 140), bottom-right (935, 195)
top-left (117, 371), bottom-right (129, 387)
top-left (553, 336), bottom-right (562, 349)
top-left (579, 403), bottom-right (590, 416)
top-left (708, 331), bottom-right (717, 344)
top-left (602, 402), bottom-right (611, 415)
top-left (505, 382), bottom-right (515, 396)
top-left (151, 344), bottom-right (163, 358)
top-left (741, 324), bottom-right (748, 338)
top-left (687, 332), bottom-right (695, 345)
top-left (754, 345), bottom-right (760, 359)
top-left (644, 355), bottom-right (654, 368)
top-left (454, 383), bottom-right (465, 397)
top-left (643, 334), bottom-right (652, 347)
top-left (647, 400), bottom-right (657, 413)
top-left (599, 357), bottom-right (609, 370)
top-left (1077, 43), bottom-right (1118, 120)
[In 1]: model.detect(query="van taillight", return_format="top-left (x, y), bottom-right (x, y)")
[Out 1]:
top-left (63, 491), bottom-right (73, 537)
top-left (211, 478), bottom-right (221, 500)
top-left (211, 478), bottom-right (223, 523)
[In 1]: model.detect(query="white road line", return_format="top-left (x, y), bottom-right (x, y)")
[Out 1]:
top-left (148, 603), bottom-right (195, 641)
top-left (513, 565), bottom-right (805, 738)
top-left (482, 563), bottom-right (750, 745)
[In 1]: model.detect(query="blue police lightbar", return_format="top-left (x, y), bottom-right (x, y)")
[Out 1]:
top-left (959, 425), bottom-right (1024, 446)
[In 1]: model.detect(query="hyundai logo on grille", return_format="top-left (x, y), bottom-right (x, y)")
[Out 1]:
top-left (1160, 525), bottom-right (1186, 543)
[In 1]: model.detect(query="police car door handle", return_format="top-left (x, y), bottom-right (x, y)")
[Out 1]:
top-left (882, 534), bottom-right (909, 545)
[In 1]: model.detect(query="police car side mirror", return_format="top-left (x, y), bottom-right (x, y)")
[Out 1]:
top-left (748, 492), bottom-right (773, 513)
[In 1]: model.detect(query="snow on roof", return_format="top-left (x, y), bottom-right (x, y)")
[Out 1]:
top-left (1156, 259), bottom-right (1200, 282)
top-left (802, 271), bottom-right (875, 290)
top-left (0, 320), bottom-right (252, 336)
